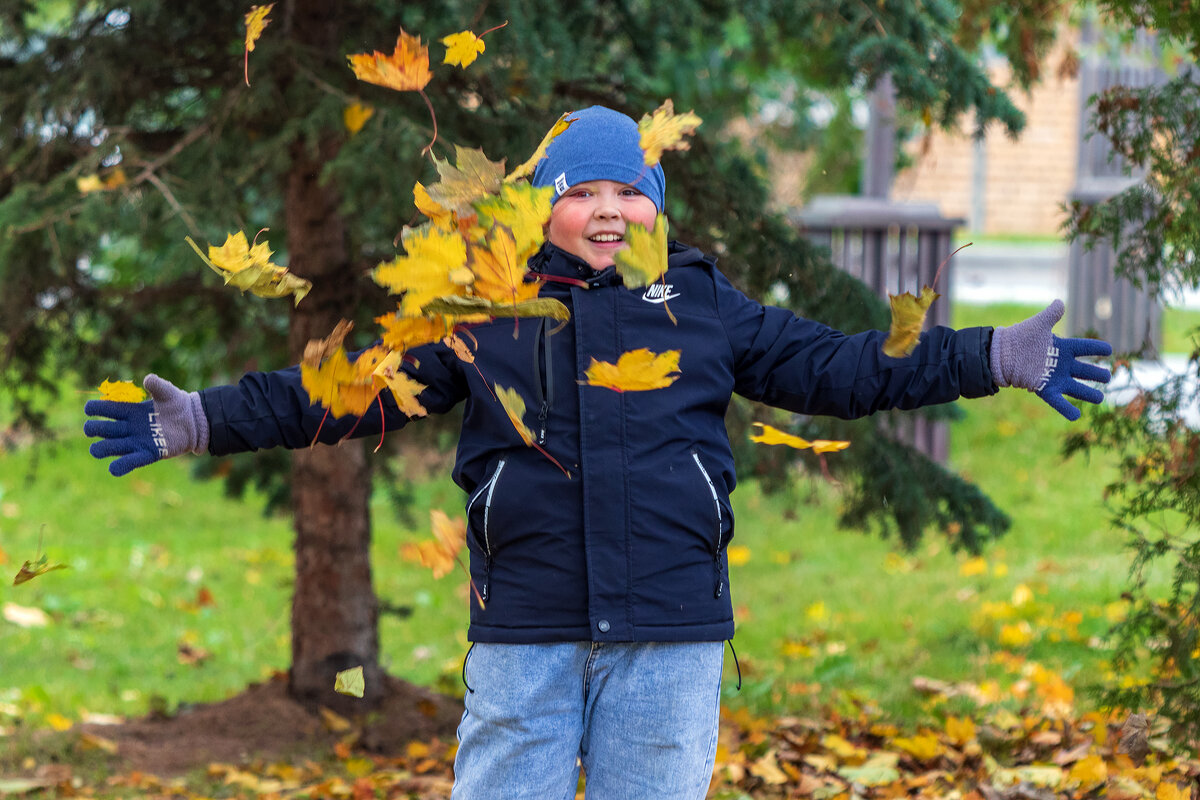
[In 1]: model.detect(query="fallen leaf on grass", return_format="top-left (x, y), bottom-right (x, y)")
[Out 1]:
top-left (334, 666), bottom-right (365, 698)
top-left (3, 602), bottom-right (49, 628)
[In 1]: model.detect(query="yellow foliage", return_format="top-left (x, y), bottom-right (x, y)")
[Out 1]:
top-left (613, 215), bottom-right (670, 289)
top-left (584, 348), bottom-right (681, 393)
top-left (750, 423), bottom-right (851, 453)
top-left (426, 146), bottom-right (507, 214)
top-left (959, 556), bottom-right (987, 577)
top-left (637, 99), bottom-right (703, 166)
top-left (373, 225), bottom-right (471, 315)
top-left (469, 226), bottom-right (542, 308)
top-left (883, 287), bottom-right (940, 358)
top-left (495, 384), bottom-right (535, 446)
top-left (343, 102), bottom-right (375, 135)
top-left (97, 379), bottom-right (146, 403)
top-left (186, 232), bottom-right (311, 305)
top-left (400, 510), bottom-right (465, 579)
top-left (507, 112), bottom-right (575, 183)
top-left (1068, 754), bottom-right (1108, 790)
top-left (726, 545), bottom-right (751, 566)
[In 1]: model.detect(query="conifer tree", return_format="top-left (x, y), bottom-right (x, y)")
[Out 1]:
top-left (0, 0), bottom-right (1058, 709)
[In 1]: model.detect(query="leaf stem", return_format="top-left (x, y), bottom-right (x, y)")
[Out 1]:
top-left (419, 89), bottom-right (438, 156)
top-left (933, 242), bottom-right (973, 291)
top-left (479, 21), bottom-right (509, 37)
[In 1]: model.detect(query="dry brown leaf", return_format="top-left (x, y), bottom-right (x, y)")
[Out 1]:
top-left (883, 286), bottom-right (940, 358)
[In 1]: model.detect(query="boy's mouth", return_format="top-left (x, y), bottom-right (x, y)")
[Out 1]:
top-left (588, 233), bottom-right (624, 243)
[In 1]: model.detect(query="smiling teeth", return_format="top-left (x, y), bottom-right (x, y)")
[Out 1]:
top-left (590, 234), bottom-right (622, 242)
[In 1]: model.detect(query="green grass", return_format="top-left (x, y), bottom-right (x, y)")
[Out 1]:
top-left (0, 304), bottom-right (1171, 736)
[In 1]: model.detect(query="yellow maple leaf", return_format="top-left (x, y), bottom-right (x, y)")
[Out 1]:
top-left (613, 214), bottom-right (669, 289)
top-left (442, 30), bottom-right (486, 68)
top-left (347, 30), bottom-right (432, 92)
top-left (1158, 782), bottom-right (1190, 800)
top-left (749, 423), bottom-right (851, 453)
top-left (300, 337), bottom-right (383, 419)
top-left (97, 379), bottom-right (146, 403)
top-left (400, 509), bottom-right (465, 578)
top-left (638, 99), bottom-right (703, 166)
top-left (343, 102), bottom-right (375, 135)
top-left (495, 384), bottom-right (535, 445)
top-left (414, 182), bottom-right (455, 231)
top-left (472, 183), bottom-right (554, 260)
top-left (469, 226), bottom-right (542, 309)
top-left (944, 716), bottom-right (976, 745)
top-left (375, 312), bottom-right (454, 352)
top-left (243, 4), bottom-right (274, 86)
top-left (373, 225), bottom-right (471, 315)
top-left (507, 112), bottom-right (576, 183)
top-left (426, 146), bottom-right (507, 214)
top-left (584, 348), bottom-right (681, 393)
top-left (891, 733), bottom-right (944, 762)
top-left (370, 349), bottom-right (428, 419)
top-left (77, 168), bottom-right (126, 194)
top-left (186, 232), bottom-right (312, 306)
top-left (883, 286), bottom-right (940, 358)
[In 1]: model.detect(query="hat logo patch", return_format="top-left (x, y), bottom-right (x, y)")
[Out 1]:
top-left (554, 172), bottom-right (569, 195)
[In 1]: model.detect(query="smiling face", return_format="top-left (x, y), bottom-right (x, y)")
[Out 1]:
top-left (545, 180), bottom-right (659, 271)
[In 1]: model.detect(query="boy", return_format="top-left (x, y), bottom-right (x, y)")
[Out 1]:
top-left (85, 105), bottom-right (1112, 799)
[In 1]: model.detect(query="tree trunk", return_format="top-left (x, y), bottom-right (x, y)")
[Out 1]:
top-left (284, 135), bottom-right (383, 712)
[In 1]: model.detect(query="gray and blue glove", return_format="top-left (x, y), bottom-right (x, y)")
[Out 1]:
top-left (990, 299), bottom-right (1113, 421)
top-left (84, 374), bottom-right (209, 476)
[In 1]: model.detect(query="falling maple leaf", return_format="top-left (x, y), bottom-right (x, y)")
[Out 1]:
top-left (420, 294), bottom-right (569, 325)
top-left (347, 30), bottom-right (432, 92)
top-left (442, 31), bottom-right (486, 68)
top-left (507, 112), bottom-right (576, 183)
top-left (882, 287), bottom-right (940, 358)
top-left (347, 30), bottom-right (437, 151)
top-left (342, 101), bottom-right (375, 135)
top-left (76, 167), bottom-right (126, 195)
top-left (414, 182), bottom-right (455, 231)
top-left (638, 99), bottom-right (702, 166)
top-left (186, 232), bottom-right (312, 306)
top-left (442, 22), bottom-right (507, 69)
top-left (401, 510), bottom-right (465, 579)
top-left (613, 214), bottom-right (669, 289)
top-left (375, 312), bottom-right (455, 352)
top-left (749, 423), bottom-right (851, 454)
top-left (469, 226), bottom-right (542, 311)
top-left (372, 224), bottom-right (472, 315)
top-left (495, 384), bottom-right (536, 446)
top-left (97, 379), bottom-right (146, 403)
top-left (472, 183), bottom-right (554, 259)
top-left (584, 348), bottom-right (681, 392)
top-left (243, 4), bottom-right (274, 86)
top-left (13, 553), bottom-right (68, 586)
top-left (333, 666), bottom-right (365, 698)
top-left (426, 146), bottom-right (507, 214)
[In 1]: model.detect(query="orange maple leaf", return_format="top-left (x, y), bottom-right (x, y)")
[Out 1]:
top-left (347, 30), bottom-right (432, 92)
top-left (584, 349), bottom-right (681, 392)
top-left (469, 226), bottom-right (542, 309)
top-left (749, 423), bottom-right (851, 454)
top-left (883, 287), bottom-right (940, 358)
top-left (400, 509), bottom-right (465, 579)
top-left (97, 379), bottom-right (146, 403)
top-left (638, 99), bottom-right (702, 166)
top-left (243, 4), bottom-right (274, 86)
top-left (347, 30), bottom-right (437, 152)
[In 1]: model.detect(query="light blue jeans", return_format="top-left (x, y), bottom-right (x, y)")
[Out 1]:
top-left (451, 641), bottom-right (725, 800)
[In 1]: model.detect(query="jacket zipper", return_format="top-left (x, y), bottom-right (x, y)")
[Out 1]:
top-left (691, 450), bottom-right (726, 598)
top-left (532, 318), bottom-right (553, 445)
top-left (467, 459), bottom-right (507, 601)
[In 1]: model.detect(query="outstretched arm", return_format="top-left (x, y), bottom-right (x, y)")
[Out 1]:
top-left (990, 300), bottom-right (1113, 421)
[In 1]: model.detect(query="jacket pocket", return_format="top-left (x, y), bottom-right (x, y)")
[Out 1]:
top-left (466, 458), bottom-right (507, 602)
top-left (691, 449), bottom-right (729, 598)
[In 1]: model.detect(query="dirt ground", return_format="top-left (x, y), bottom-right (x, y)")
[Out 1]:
top-left (78, 672), bottom-right (463, 776)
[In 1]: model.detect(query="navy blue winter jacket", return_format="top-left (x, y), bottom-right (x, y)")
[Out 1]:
top-left (200, 241), bottom-right (998, 644)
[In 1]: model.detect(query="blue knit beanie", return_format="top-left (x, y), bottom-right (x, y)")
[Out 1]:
top-left (531, 106), bottom-right (666, 212)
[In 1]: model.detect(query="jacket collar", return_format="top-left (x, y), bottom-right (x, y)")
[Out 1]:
top-left (527, 240), bottom-right (712, 289)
